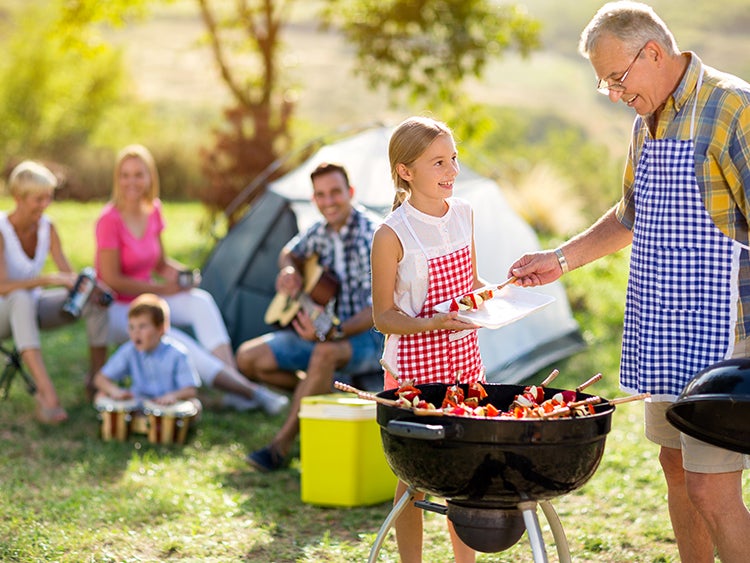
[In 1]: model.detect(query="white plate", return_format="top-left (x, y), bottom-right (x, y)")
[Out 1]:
top-left (434, 285), bottom-right (556, 330)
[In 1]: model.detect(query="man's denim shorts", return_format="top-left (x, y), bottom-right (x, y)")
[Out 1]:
top-left (266, 328), bottom-right (384, 376)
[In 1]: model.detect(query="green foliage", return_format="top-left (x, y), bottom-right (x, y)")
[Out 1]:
top-left (0, 1), bottom-right (197, 201)
top-left (57, 0), bottom-right (156, 28)
top-left (464, 106), bottom-right (622, 231)
top-left (0, 6), bottom-right (127, 169)
top-left (320, 0), bottom-right (541, 139)
top-left (324, 0), bottom-right (540, 107)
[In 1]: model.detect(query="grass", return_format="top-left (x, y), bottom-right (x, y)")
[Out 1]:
top-left (2, 0), bottom-right (750, 556)
top-left (2, 199), bottom-right (747, 562)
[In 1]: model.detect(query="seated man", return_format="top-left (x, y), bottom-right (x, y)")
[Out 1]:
top-left (236, 162), bottom-right (384, 472)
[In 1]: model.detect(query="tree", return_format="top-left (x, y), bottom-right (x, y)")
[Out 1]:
top-left (196, 0), bottom-right (296, 222)
top-left (0, 1), bottom-right (144, 174)
top-left (194, 0), bottom-right (540, 222)
top-left (0, 1), bottom-right (168, 197)
top-left (8, 1), bottom-right (540, 216)
top-left (323, 0), bottom-right (540, 137)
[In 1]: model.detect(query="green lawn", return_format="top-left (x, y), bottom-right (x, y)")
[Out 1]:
top-left (0, 200), bottom-right (746, 562)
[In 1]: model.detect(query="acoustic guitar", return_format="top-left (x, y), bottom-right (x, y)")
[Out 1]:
top-left (264, 255), bottom-right (340, 333)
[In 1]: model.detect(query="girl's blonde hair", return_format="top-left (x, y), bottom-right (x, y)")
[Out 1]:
top-left (112, 144), bottom-right (160, 208)
top-left (8, 160), bottom-right (58, 198)
top-left (388, 116), bottom-right (453, 211)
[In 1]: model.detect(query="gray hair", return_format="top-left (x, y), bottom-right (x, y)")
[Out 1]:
top-left (8, 160), bottom-right (58, 197)
top-left (579, 1), bottom-right (679, 59)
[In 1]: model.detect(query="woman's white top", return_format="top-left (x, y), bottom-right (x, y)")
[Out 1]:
top-left (383, 197), bottom-right (473, 317)
top-left (0, 212), bottom-right (51, 282)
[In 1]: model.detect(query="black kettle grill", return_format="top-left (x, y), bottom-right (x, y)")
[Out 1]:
top-left (367, 382), bottom-right (615, 562)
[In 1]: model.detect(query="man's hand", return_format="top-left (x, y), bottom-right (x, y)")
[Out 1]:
top-left (291, 308), bottom-right (318, 341)
top-left (276, 265), bottom-right (302, 296)
top-left (509, 250), bottom-right (562, 287)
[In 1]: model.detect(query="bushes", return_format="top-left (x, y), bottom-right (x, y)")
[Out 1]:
top-left (463, 106), bottom-right (622, 238)
top-left (0, 7), bottom-right (124, 176)
top-left (0, 3), bottom-right (209, 204)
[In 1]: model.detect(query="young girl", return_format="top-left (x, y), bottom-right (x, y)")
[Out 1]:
top-left (371, 116), bottom-right (486, 563)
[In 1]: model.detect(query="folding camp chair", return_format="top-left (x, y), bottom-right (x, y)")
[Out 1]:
top-left (0, 342), bottom-right (36, 399)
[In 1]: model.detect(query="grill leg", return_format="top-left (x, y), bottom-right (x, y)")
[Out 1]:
top-left (368, 486), bottom-right (417, 563)
top-left (539, 500), bottom-right (571, 563)
top-left (518, 500), bottom-right (549, 563)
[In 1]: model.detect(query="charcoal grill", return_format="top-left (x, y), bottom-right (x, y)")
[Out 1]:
top-left (367, 382), bottom-right (615, 562)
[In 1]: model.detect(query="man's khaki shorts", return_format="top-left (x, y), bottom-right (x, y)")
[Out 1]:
top-left (644, 337), bottom-right (750, 473)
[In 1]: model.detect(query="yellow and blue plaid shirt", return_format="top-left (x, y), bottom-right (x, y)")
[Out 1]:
top-left (616, 52), bottom-right (750, 340)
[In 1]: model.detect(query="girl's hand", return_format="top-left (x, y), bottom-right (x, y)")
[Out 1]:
top-left (430, 312), bottom-right (481, 331)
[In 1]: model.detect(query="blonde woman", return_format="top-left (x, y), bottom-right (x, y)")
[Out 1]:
top-left (0, 161), bottom-right (108, 423)
top-left (95, 144), bottom-right (287, 415)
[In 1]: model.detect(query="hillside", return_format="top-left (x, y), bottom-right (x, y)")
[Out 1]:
top-left (107, 0), bottom-right (750, 157)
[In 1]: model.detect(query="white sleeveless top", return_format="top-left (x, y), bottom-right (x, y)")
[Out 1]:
top-left (382, 197), bottom-right (473, 317)
top-left (0, 212), bottom-right (51, 281)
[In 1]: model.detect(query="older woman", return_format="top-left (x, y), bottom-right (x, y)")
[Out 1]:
top-left (0, 161), bottom-right (108, 423)
top-left (95, 144), bottom-right (287, 415)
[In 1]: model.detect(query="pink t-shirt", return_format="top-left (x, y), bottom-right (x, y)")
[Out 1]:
top-left (95, 199), bottom-right (165, 303)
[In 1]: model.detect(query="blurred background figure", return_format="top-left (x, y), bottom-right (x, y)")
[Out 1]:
top-left (0, 160), bottom-right (108, 423)
top-left (95, 144), bottom-right (287, 415)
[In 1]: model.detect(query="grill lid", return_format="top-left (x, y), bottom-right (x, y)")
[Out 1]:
top-left (666, 359), bottom-right (750, 454)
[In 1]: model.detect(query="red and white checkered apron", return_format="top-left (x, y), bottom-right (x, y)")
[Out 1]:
top-left (397, 245), bottom-right (484, 384)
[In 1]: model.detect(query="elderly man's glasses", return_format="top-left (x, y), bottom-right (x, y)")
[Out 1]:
top-left (596, 46), bottom-right (645, 95)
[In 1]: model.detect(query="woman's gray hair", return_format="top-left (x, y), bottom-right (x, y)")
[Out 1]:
top-left (579, 1), bottom-right (679, 59)
top-left (8, 160), bottom-right (59, 197)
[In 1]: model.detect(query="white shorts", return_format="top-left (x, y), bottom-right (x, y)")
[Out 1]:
top-left (644, 401), bottom-right (750, 473)
top-left (644, 336), bottom-right (750, 473)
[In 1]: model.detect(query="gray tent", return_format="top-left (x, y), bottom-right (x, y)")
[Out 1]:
top-left (201, 127), bottom-right (584, 384)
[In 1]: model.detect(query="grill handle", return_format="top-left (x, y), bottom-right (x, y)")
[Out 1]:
top-left (386, 420), bottom-right (462, 440)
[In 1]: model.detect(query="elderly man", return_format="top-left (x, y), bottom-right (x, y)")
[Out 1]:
top-left (509, 2), bottom-right (750, 561)
top-left (236, 162), bottom-right (384, 472)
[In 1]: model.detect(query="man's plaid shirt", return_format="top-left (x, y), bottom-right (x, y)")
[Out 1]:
top-left (287, 206), bottom-right (378, 322)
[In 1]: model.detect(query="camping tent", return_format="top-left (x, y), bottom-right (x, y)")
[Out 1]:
top-left (201, 126), bottom-right (584, 384)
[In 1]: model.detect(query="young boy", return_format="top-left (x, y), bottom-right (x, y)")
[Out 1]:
top-left (93, 293), bottom-right (202, 414)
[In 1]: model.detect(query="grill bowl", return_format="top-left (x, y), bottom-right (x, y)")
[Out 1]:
top-left (376, 383), bottom-right (614, 508)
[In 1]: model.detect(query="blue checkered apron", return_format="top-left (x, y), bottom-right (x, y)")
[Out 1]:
top-left (621, 68), bottom-right (744, 400)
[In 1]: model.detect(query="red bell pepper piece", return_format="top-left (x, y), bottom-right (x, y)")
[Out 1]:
top-left (467, 381), bottom-right (488, 400)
